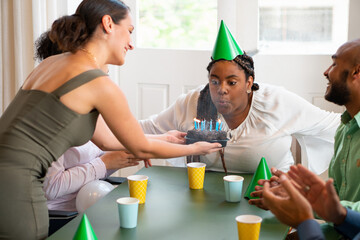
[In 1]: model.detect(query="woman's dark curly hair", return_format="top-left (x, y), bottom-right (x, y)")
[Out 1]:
top-left (36, 0), bottom-right (129, 57)
top-left (34, 31), bottom-right (62, 61)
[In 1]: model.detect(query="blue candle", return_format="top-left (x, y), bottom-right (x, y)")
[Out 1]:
top-left (216, 121), bottom-right (219, 131)
top-left (194, 118), bottom-right (199, 130)
top-left (210, 120), bottom-right (212, 131)
top-left (219, 122), bottom-right (223, 130)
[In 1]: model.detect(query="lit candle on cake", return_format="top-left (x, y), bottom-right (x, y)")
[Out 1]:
top-left (193, 118), bottom-right (201, 130)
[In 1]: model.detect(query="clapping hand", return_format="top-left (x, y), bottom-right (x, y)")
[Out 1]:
top-left (288, 164), bottom-right (347, 225)
top-left (262, 174), bottom-right (314, 227)
top-left (248, 167), bottom-right (287, 210)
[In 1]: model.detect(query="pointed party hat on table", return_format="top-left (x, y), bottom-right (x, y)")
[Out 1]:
top-left (244, 157), bottom-right (272, 199)
top-left (73, 214), bottom-right (98, 240)
top-left (211, 20), bottom-right (244, 61)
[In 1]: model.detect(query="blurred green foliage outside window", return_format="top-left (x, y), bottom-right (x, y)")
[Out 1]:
top-left (138, 0), bottom-right (217, 50)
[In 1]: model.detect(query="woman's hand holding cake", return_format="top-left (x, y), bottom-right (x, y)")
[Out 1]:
top-left (162, 130), bottom-right (187, 144)
top-left (189, 142), bottom-right (223, 155)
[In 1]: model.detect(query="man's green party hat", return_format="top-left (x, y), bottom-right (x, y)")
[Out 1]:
top-left (244, 157), bottom-right (272, 199)
top-left (73, 214), bottom-right (98, 240)
top-left (211, 20), bottom-right (244, 60)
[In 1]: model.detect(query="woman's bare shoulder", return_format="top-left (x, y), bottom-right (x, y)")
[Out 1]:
top-left (23, 53), bottom-right (104, 92)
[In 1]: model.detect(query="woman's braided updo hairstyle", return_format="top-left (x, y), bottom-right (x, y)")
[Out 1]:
top-left (38, 0), bottom-right (129, 55)
top-left (206, 53), bottom-right (258, 91)
top-left (196, 53), bottom-right (259, 121)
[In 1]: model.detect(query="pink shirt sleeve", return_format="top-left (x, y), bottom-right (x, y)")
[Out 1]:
top-left (43, 141), bottom-right (107, 200)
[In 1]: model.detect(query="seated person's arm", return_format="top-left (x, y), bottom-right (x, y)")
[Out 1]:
top-left (334, 208), bottom-right (360, 239)
top-left (44, 145), bottom-right (146, 200)
top-left (92, 115), bottom-right (186, 151)
top-left (43, 154), bottom-right (106, 200)
top-left (262, 174), bottom-right (326, 240)
top-left (297, 219), bottom-right (325, 240)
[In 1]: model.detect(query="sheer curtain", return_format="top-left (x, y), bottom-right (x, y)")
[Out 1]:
top-left (0, 0), bottom-right (80, 113)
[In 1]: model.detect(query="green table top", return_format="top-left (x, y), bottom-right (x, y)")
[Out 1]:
top-left (48, 166), bottom-right (288, 240)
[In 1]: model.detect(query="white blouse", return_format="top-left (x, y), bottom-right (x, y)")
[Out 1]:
top-left (140, 83), bottom-right (340, 174)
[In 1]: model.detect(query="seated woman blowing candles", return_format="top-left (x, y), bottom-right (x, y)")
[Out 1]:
top-left (139, 20), bottom-right (340, 174)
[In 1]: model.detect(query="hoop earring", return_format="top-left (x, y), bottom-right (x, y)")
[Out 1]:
top-left (247, 89), bottom-right (251, 94)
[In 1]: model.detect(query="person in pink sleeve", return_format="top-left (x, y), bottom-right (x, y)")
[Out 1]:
top-left (43, 141), bottom-right (146, 212)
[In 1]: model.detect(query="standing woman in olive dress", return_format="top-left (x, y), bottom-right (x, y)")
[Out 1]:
top-left (0, 0), bottom-right (221, 239)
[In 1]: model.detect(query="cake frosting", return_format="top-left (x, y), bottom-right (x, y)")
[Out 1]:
top-left (186, 129), bottom-right (227, 141)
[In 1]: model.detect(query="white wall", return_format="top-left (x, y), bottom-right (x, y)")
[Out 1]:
top-left (254, 54), bottom-right (344, 113)
top-left (348, 0), bottom-right (360, 41)
top-left (119, 48), bottom-right (211, 117)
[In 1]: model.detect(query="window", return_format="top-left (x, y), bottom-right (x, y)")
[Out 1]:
top-left (260, 7), bottom-right (332, 42)
top-left (138, 0), bottom-right (217, 50)
top-left (258, 0), bottom-right (349, 54)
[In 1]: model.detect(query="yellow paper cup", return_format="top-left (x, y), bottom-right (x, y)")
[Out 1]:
top-left (127, 175), bottom-right (148, 204)
top-left (187, 162), bottom-right (206, 189)
top-left (236, 215), bottom-right (262, 240)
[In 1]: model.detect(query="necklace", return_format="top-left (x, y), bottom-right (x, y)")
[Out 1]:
top-left (79, 48), bottom-right (99, 68)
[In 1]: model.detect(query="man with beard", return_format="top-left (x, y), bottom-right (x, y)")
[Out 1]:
top-left (252, 39), bottom-right (360, 239)
top-left (324, 38), bottom-right (360, 212)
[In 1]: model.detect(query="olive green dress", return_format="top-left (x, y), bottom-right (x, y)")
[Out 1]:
top-left (0, 69), bottom-right (107, 239)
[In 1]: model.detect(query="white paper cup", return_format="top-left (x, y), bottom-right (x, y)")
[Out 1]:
top-left (223, 175), bottom-right (244, 202)
top-left (117, 197), bottom-right (139, 228)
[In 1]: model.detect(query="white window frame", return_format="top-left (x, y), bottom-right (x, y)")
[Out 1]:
top-left (125, 0), bottom-right (351, 55)
top-left (258, 0), bottom-right (349, 54)
top-left (218, 0), bottom-right (349, 55)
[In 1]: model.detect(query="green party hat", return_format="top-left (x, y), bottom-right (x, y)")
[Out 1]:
top-left (211, 20), bottom-right (244, 60)
top-left (244, 157), bottom-right (272, 199)
top-left (73, 214), bottom-right (98, 240)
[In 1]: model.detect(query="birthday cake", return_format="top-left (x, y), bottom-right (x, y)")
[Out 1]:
top-left (186, 129), bottom-right (227, 141)
top-left (185, 129), bottom-right (228, 147)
